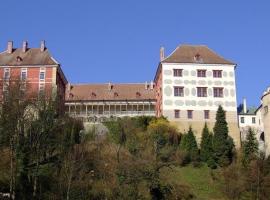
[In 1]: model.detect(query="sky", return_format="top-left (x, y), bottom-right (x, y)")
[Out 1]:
top-left (0, 0), bottom-right (269, 107)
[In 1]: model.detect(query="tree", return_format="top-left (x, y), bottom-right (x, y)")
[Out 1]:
top-left (213, 105), bottom-right (234, 167)
top-left (200, 123), bottom-right (216, 168)
top-left (242, 128), bottom-right (259, 166)
top-left (180, 127), bottom-right (198, 161)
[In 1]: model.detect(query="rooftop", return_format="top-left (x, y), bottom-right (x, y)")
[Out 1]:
top-left (161, 45), bottom-right (235, 65)
top-left (66, 83), bottom-right (156, 101)
top-left (0, 41), bottom-right (59, 66)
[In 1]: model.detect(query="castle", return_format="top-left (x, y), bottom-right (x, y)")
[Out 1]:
top-left (1, 40), bottom-right (269, 152)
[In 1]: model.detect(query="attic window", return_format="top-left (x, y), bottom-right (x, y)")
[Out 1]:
top-left (114, 92), bottom-right (118, 97)
top-left (69, 93), bottom-right (74, 98)
top-left (194, 53), bottom-right (202, 62)
top-left (16, 56), bottom-right (23, 62)
top-left (91, 92), bottom-right (96, 98)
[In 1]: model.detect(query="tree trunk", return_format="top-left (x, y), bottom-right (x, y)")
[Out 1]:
top-left (256, 161), bottom-right (260, 200)
top-left (9, 140), bottom-right (15, 200)
top-left (117, 145), bottom-right (121, 163)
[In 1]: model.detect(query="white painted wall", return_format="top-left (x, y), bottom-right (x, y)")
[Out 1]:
top-left (161, 63), bottom-right (237, 118)
top-left (238, 114), bottom-right (260, 128)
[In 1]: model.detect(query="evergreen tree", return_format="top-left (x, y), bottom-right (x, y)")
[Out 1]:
top-left (242, 127), bottom-right (258, 166)
top-left (180, 127), bottom-right (198, 160)
top-left (213, 106), bottom-right (235, 167)
top-left (200, 123), bottom-right (213, 162)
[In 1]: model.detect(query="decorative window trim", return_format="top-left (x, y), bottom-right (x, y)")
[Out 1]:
top-left (3, 68), bottom-right (10, 80)
top-left (39, 68), bottom-right (46, 81)
top-left (21, 68), bottom-right (27, 81)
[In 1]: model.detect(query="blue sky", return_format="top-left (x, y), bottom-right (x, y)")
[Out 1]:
top-left (0, 1), bottom-right (269, 107)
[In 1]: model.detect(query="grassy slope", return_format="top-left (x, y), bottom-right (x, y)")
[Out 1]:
top-left (164, 165), bottom-right (227, 200)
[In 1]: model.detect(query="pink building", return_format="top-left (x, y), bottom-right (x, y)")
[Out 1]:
top-left (0, 41), bottom-right (67, 111)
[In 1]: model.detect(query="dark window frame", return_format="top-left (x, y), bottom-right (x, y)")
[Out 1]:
top-left (173, 69), bottom-right (183, 77)
top-left (197, 69), bottom-right (206, 77)
top-left (174, 86), bottom-right (184, 97)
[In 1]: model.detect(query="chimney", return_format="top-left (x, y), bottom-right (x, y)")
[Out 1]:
top-left (243, 98), bottom-right (247, 114)
top-left (40, 40), bottom-right (46, 52)
top-left (7, 41), bottom-right (13, 54)
top-left (108, 82), bottom-right (113, 90)
top-left (22, 41), bottom-right (28, 52)
top-left (150, 81), bottom-right (154, 90)
top-left (160, 46), bottom-right (165, 61)
top-left (145, 81), bottom-right (148, 90)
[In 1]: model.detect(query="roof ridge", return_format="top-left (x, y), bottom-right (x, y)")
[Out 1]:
top-left (161, 44), bottom-right (235, 65)
top-left (71, 82), bottom-right (151, 86)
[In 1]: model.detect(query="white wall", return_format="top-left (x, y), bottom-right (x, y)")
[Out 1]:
top-left (161, 63), bottom-right (237, 116)
top-left (238, 114), bottom-right (260, 128)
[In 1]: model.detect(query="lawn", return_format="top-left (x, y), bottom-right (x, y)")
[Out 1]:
top-left (163, 165), bottom-right (227, 200)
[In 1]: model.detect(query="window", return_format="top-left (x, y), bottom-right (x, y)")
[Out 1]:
top-left (21, 68), bottom-right (27, 81)
top-left (197, 70), bottom-right (206, 77)
top-left (174, 87), bottom-right (184, 97)
top-left (20, 82), bottom-right (26, 91)
top-left (3, 82), bottom-right (9, 92)
top-left (213, 87), bottom-right (223, 98)
top-left (187, 110), bottom-right (193, 119)
top-left (204, 110), bottom-right (210, 119)
top-left (264, 106), bottom-right (268, 114)
top-left (3, 68), bottom-right (10, 80)
top-left (39, 68), bottom-right (45, 81)
top-left (252, 117), bottom-right (256, 124)
top-left (174, 110), bottom-right (180, 118)
top-left (173, 69), bottom-right (183, 77)
top-left (213, 70), bottom-right (222, 78)
top-left (240, 117), bottom-right (245, 124)
top-left (39, 83), bottom-right (45, 96)
top-left (197, 87), bottom-right (207, 97)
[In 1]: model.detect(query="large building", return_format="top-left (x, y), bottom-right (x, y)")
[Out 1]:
top-left (0, 41), bottom-right (67, 110)
top-left (238, 99), bottom-right (264, 151)
top-left (239, 88), bottom-right (270, 156)
top-left (65, 82), bottom-right (156, 121)
top-left (0, 41), bottom-right (245, 148)
top-left (154, 45), bottom-right (240, 147)
top-left (261, 88), bottom-right (270, 155)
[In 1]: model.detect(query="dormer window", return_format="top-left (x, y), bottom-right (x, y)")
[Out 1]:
top-left (91, 92), bottom-right (96, 98)
top-left (194, 53), bottom-right (203, 62)
top-left (114, 92), bottom-right (118, 97)
top-left (69, 93), bottom-right (74, 99)
top-left (136, 92), bottom-right (141, 98)
top-left (16, 56), bottom-right (22, 62)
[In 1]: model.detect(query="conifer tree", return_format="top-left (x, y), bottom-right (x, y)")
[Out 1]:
top-left (180, 127), bottom-right (198, 160)
top-left (213, 106), bottom-right (234, 166)
top-left (200, 123), bottom-right (213, 162)
top-left (242, 127), bottom-right (258, 166)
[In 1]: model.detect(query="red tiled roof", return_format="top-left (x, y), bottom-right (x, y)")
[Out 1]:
top-left (66, 83), bottom-right (156, 101)
top-left (0, 48), bottom-right (59, 66)
top-left (162, 45), bottom-right (235, 65)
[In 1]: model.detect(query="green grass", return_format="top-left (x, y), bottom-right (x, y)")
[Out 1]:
top-left (163, 165), bottom-right (227, 200)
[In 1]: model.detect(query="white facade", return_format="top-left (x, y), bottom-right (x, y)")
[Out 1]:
top-left (161, 63), bottom-right (237, 120)
top-left (238, 109), bottom-right (265, 152)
